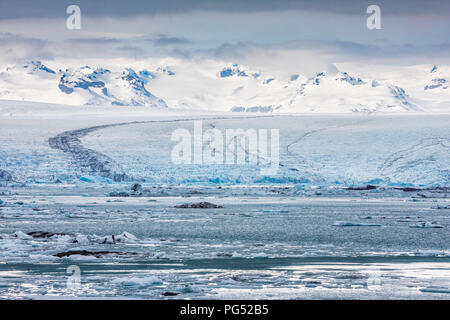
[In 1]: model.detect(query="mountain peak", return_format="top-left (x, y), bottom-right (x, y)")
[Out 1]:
top-left (24, 61), bottom-right (56, 74)
top-left (56, 65), bottom-right (167, 107)
top-left (425, 65), bottom-right (448, 90)
top-left (219, 64), bottom-right (259, 78)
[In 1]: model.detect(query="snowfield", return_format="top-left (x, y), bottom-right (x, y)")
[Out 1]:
top-left (0, 60), bottom-right (449, 113)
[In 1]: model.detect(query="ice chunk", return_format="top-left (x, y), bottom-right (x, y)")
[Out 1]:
top-left (420, 287), bottom-right (450, 294)
top-left (100, 235), bottom-right (115, 244)
top-left (14, 231), bottom-right (33, 240)
top-left (65, 254), bottom-right (97, 261)
top-left (252, 252), bottom-right (269, 258)
top-left (73, 234), bottom-right (89, 245)
top-left (231, 251), bottom-right (244, 258)
top-left (79, 176), bottom-right (94, 183)
top-left (432, 204), bottom-right (450, 210)
top-left (111, 276), bottom-right (162, 287)
top-left (409, 222), bottom-right (443, 228)
top-left (115, 232), bottom-right (137, 243)
top-left (51, 234), bottom-right (73, 243)
top-left (333, 221), bottom-right (381, 227)
top-left (97, 232), bottom-right (138, 244)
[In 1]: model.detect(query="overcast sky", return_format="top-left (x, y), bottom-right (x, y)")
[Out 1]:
top-left (0, 0), bottom-right (449, 64)
top-left (1, 0), bottom-right (449, 18)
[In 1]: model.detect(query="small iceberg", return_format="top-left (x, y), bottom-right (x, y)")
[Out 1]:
top-left (409, 222), bottom-right (443, 228)
top-left (333, 221), bottom-right (381, 227)
top-left (432, 204), bottom-right (450, 210)
top-left (14, 230), bottom-right (33, 240)
top-left (420, 287), bottom-right (450, 294)
top-left (115, 232), bottom-right (137, 243)
top-left (251, 252), bottom-right (269, 258)
top-left (99, 232), bottom-right (137, 244)
top-left (111, 276), bottom-right (162, 287)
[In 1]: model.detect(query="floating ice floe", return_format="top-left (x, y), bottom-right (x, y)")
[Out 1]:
top-left (333, 221), bottom-right (381, 227)
top-left (420, 287), bottom-right (450, 294)
top-left (51, 235), bottom-right (73, 243)
top-left (100, 235), bottom-right (115, 244)
top-left (98, 232), bottom-right (138, 244)
top-left (28, 254), bottom-right (59, 261)
top-left (115, 232), bottom-right (138, 242)
top-left (432, 204), bottom-right (450, 210)
top-left (231, 251), bottom-right (244, 258)
top-left (154, 252), bottom-right (170, 259)
top-left (409, 222), bottom-right (443, 228)
top-left (73, 234), bottom-right (89, 245)
top-left (111, 276), bottom-right (163, 287)
top-left (63, 254), bottom-right (96, 261)
top-left (14, 231), bottom-right (33, 240)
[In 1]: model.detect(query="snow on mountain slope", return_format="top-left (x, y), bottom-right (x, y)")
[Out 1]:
top-left (419, 65), bottom-right (450, 113)
top-left (0, 59), bottom-right (448, 113)
top-left (425, 65), bottom-right (448, 91)
top-left (0, 61), bottom-right (62, 103)
top-left (0, 61), bottom-right (167, 108)
top-left (337, 63), bottom-right (450, 113)
top-left (152, 62), bottom-right (422, 113)
top-left (284, 67), bottom-right (422, 113)
top-left (58, 66), bottom-right (167, 107)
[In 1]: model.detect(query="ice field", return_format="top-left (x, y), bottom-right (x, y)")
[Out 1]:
top-left (0, 101), bottom-right (449, 299)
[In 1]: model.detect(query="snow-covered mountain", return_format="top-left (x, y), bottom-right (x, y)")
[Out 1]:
top-left (0, 60), bottom-right (448, 113)
top-left (0, 61), bottom-right (167, 108)
top-left (283, 68), bottom-right (421, 113)
top-left (58, 66), bottom-right (167, 107)
top-left (425, 65), bottom-right (448, 91)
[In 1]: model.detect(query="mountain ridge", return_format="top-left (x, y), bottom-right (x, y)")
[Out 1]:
top-left (0, 60), bottom-right (448, 113)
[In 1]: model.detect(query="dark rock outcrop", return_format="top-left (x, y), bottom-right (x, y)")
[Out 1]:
top-left (27, 231), bottom-right (72, 238)
top-left (0, 169), bottom-right (13, 181)
top-left (345, 185), bottom-right (377, 191)
top-left (54, 250), bottom-right (125, 258)
top-left (174, 202), bottom-right (223, 208)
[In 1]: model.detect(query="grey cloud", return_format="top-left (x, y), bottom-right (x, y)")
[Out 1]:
top-left (2, 30), bottom-right (450, 65)
top-left (193, 39), bottom-right (450, 65)
top-left (66, 37), bottom-right (123, 44)
top-left (0, 0), bottom-right (449, 19)
top-left (66, 34), bottom-right (192, 47)
top-left (0, 32), bottom-right (53, 62)
top-left (152, 36), bottom-right (191, 46)
top-left (116, 45), bottom-right (147, 58)
top-left (198, 41), bottom-right (262, 59)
